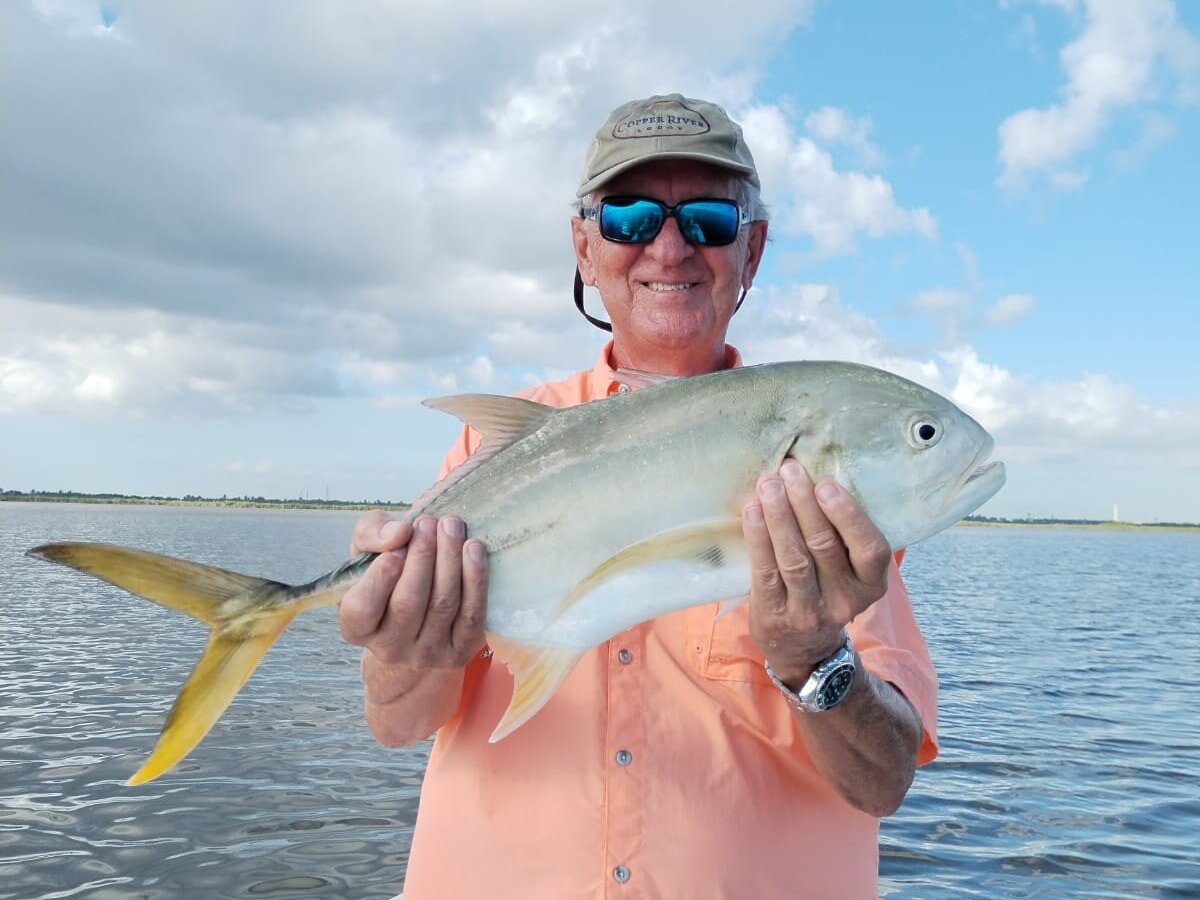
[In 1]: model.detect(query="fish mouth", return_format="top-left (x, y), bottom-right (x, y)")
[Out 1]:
top-left (936, 437), bottom-right (1007, 518)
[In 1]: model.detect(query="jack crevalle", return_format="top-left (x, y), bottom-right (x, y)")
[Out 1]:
top-left (29, 361), bottom-right (1005, 784)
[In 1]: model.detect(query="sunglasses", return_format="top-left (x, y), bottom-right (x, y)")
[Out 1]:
top-left (580, 196), bottom-right (750, 246)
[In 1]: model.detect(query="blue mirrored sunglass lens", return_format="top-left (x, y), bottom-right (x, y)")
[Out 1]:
top-left (676, 202), bottom-right (740, 245)
top-left (600, 202), bottom-right (664, 242)
top-left (599, 199), bottom-right (740, 245)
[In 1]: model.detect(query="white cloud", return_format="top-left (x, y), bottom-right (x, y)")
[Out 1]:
top-left (1, 0), bottom-right (824, 420)
top-left (741, 105), bottom-right (937, 258)
top-left (985, 293), bottom-right (1036, 325)
top-left (997, 0), bottom-right (1200, 191)
top-left (803, 106), bottom-right (885, 168)
top-left (736, 292), bottom-right (1200, 484)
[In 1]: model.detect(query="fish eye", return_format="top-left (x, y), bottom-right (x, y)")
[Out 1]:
top-left (908, 417), bottom-right (942, 449)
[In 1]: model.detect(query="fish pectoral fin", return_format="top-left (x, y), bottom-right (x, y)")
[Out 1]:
top-left (128, 619), bottom-right (295, 786)
top-left (552, 519), bottom-right (745, 621)
top-left (486, 635), bottom-right (582, 743)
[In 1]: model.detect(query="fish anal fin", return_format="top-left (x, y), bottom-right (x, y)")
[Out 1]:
top-left (553, 519), bottom-right (744, 620)
top-left (486, 634), bottom-right (582, 743)
top-left (128, 614), bottom-right (296, 785)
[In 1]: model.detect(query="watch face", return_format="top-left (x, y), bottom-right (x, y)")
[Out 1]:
top-left (817, 663), bottom-right (856, 710)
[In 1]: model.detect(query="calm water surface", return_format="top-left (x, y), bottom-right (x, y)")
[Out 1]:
top-left (1, 502), bottom-right (1197, 898)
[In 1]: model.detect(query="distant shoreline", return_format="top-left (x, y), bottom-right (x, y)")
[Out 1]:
top-left (4, 490), bottom-right (1195, 530)
top-left (1, 490), bottom-right (410, 513)
top-left (960, 517), bottom-right (1200, 532)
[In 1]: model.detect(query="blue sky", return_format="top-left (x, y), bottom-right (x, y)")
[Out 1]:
top-left (2, 0), bottom-right (1198, 523)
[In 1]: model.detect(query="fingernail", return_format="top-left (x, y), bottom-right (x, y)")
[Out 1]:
top-left (744, 502), bottom-right (764, 525)
top-left (381, 520), bottom-right (404, 543)
top-left (815, 481), bottom-right (841, 504)
top-left (390, 547), bottom-right (408, 562)
top-left (780, 459), bottom-right (807, 484)
top-left (416, 516), bottom-right (437, 536)
top-left (442, 517), bottom-right (465, 538)
top-left (759, 477), bottom-right (784, 499)
top-left (466, 540), bottom-right (486, 563)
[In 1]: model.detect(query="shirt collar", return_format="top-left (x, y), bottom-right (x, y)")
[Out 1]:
top-left (591, 340), bottom-right (744, 397)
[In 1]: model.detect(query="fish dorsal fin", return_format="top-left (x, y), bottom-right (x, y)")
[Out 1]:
top-left (552, 519), bottom-right (744, 621)
top-left (423, 393), bottom-right (556, 438)
top-left (486, 634), bottom-right (582, 743)
top-left (613, 366), bottom-right (680, 391)
top-left (408, 394), bottom-right (557, 516)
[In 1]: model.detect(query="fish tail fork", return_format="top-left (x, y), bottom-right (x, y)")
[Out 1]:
top-left (26, 542), bottom-right (305, 785)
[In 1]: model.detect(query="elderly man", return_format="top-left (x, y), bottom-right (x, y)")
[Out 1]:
top-left (339, 94), bottom-right (938, 900)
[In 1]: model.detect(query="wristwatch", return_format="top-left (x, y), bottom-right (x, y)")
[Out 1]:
top-left (764, 633), bottom-right (857, 713)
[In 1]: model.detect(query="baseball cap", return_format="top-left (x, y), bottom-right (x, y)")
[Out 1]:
top-left (577, 94), bottom-right (760, 198)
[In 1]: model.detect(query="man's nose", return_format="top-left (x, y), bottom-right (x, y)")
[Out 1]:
top-left (643, 215), bottom-right (695, 264)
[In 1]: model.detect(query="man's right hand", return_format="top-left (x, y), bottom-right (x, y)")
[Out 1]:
top-left (339, 510), bottom-right (489, 671)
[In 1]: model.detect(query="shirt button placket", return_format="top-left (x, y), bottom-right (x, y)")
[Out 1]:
top-left (607, 633), bottom-right (644, 895)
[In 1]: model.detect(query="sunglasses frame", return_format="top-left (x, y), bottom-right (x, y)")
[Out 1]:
top-left (580, 196), bottom-right (750, 247)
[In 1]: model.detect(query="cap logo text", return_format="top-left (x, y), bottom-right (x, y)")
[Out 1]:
top-left (612, 103), bottom-right (711, 139)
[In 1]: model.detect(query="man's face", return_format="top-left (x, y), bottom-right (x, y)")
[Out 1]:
top-left (572, 159), bottom-right (767, 375)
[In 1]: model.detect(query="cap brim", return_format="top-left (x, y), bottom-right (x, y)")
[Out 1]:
top-left (577, 151), bottom-right (759, 197)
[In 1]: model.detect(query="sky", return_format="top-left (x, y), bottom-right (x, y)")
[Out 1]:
top-left (2, 0), bottom-right (1199, 523)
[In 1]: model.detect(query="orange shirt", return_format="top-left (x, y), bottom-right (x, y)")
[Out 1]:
top-left (401, 342), bottom-right (939, 900)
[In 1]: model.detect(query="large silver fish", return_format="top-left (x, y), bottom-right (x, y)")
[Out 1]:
top-left (28, 361), bottom-right (1005, 784)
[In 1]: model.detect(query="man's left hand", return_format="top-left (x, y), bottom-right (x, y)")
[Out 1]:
top-left (741, 457), bottom-right (893, 687)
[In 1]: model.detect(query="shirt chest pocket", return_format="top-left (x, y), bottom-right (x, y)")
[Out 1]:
top-left (684, 602), bottom-right (773, 686)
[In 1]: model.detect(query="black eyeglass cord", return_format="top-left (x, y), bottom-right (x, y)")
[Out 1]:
top-left (574, 268), bottom-right (751, 333)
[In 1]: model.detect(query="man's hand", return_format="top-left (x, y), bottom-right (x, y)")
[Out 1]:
top-left (339, 510), bottom-right (489, 670)
top-left (742, 459), bottom-right (922, 816)
top-left (741, 458), bottom-right (892, 686)
top-left (338, 510), bottom-right (490, 747)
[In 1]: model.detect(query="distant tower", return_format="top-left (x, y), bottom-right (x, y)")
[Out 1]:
top-left (1113, 502), bottom-right (1120, 522)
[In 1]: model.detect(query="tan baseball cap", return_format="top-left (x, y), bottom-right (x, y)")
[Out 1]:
top-left (577, 93), bottom-right (760, 198)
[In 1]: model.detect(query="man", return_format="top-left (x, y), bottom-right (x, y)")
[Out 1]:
top-left (339, 94), bottom-right (938, 899)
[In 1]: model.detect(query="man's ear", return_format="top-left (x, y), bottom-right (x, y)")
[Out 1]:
top-left (571, 217), bottom-right (596, 285)
top-left (742, 220), bottom-right (768, 291)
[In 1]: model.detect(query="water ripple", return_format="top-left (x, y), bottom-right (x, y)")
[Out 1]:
top-left (5, 506), bottom-right (1200, 898)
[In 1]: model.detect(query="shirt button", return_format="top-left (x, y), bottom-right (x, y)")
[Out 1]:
top-left (617, 648), bottom-right (633, 664)
top-left (615, 749), bottom-right (633, 766)
top-left (613, 865), bottom-right (631, 884)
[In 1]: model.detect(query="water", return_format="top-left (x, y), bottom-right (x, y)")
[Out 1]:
top-left (2, 503), bottom-right (1198, 898)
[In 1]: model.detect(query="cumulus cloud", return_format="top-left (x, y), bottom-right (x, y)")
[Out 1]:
top-left (997, 0), bottom-right (1200, 191)
top-left (803, 106), bottom-right (886, 168)
top-left (741, 105), bottom-right (936, 258)
top-left (737, 289), bottom-right (1200, 475)
top-left (1, 0), bottom-right (822, 417)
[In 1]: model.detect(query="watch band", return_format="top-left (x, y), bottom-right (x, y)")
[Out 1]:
top-left (764, 632), bottom-right (856, 713)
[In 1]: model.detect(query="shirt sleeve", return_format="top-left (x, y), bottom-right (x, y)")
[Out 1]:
top-left (848, 558), bottom-right (940, 766)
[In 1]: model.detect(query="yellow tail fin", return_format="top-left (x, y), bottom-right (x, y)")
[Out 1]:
top-left (28, 542), bottom-right (309, 785)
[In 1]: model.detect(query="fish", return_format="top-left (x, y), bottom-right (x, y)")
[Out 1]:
top-left (28, 360), bottom-right (1005, 785)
